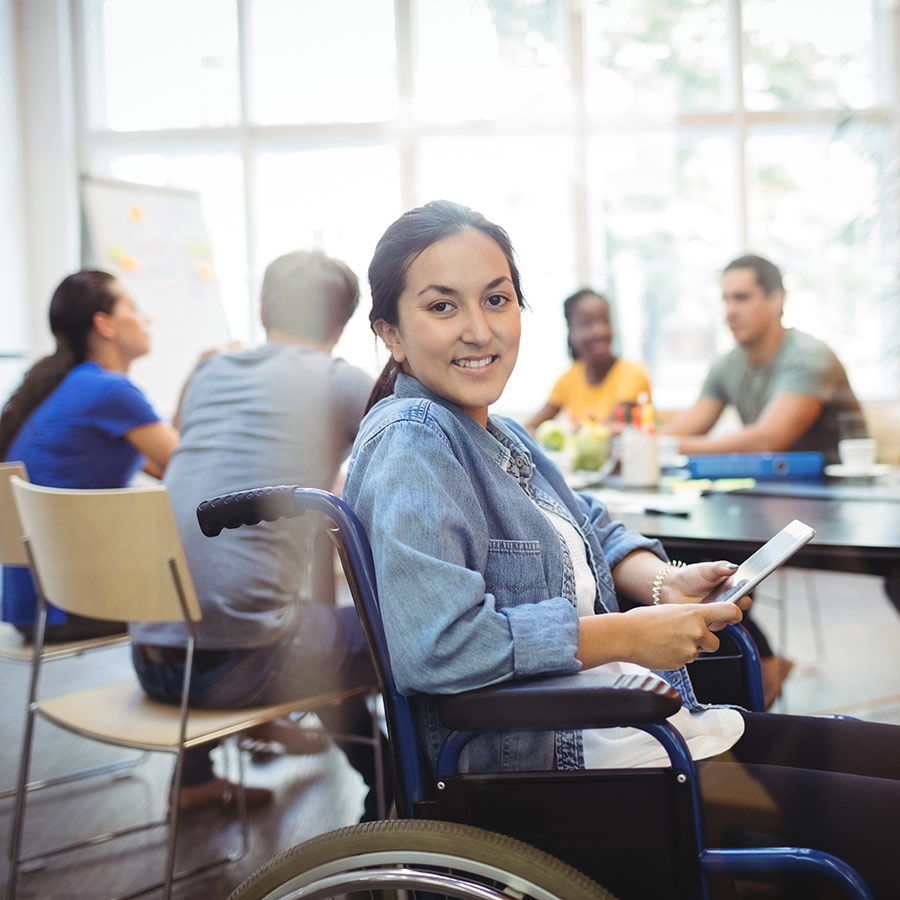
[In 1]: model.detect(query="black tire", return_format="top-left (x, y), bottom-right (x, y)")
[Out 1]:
top-left (227, 818), bottom-right (617, 900)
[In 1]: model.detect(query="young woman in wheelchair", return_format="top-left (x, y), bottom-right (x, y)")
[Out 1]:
top-left (341, 200), bottom-right (899, 898)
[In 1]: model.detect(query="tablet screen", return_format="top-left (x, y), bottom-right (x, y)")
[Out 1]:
top-left (701, 519), bottom-right (815, 603)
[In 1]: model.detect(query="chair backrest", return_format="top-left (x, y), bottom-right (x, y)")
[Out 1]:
top-left (10, 476), bottom-right (201, 625)
top-left (0, 462), bottom-right (29, 566)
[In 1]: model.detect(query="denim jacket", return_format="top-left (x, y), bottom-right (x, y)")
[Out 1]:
top-left (344, 374), bottom-right (702, 775)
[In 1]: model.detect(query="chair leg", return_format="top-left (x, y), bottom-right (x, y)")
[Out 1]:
top-left (5, 702), bottom-right (38, 900)
top-left (232, 738), bottom-right (251, 860)
top-left (162, 747), bottom-right (187, 900)
top-left (803, 569), bottom-right (826, 660)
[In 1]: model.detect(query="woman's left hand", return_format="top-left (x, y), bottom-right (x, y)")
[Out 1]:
top-left (660, 561), bottom-right (752, 613)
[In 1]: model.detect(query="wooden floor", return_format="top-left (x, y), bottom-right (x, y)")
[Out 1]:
top-left (0, 567), bottom-right (898, 899)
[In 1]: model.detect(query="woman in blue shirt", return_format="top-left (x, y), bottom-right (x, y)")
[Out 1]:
top-left (343, 201), bottom-right (899, 897)
top-left (1, 269), bottom-right (178, 641)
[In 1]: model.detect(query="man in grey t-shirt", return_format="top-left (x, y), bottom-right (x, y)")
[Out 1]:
top-left (130, 250), bottom-right (388, 819)
top-left (663, 255), bottom-right (863, 465)
top-left (663, 255), bottom-right (864, 707)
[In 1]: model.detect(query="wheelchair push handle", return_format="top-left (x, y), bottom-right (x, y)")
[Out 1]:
top-left (196, 485), bottom-right (302, 537)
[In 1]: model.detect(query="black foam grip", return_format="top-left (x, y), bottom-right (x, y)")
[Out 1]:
top-left (196, 485), bottom-right (302, 537)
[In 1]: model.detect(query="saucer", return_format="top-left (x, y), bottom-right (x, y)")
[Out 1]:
top-left (824, 463), bottom-right (892, 479)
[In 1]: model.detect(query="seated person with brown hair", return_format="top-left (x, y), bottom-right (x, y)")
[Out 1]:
top-left (664, 254), bottom-right (866, 705)
top-left (663, 255), bottom-right (864, 464)
top-left (1, 270), bottom-right (177, 642)
top-left (130, 250), bottom-right (389, 819)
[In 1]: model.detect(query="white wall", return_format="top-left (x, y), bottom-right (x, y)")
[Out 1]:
top-left (11, 0), bottom-right (81, 361)
top-left (0, 0), bottom-right (27, 399)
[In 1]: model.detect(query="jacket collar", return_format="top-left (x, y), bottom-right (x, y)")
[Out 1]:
top-left (393, 374), bottom-right (534, 482)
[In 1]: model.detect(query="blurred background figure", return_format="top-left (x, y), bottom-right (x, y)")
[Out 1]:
top-left (662, 255), bottom-right (865, 465)
top-left (663, 254), bottom-right (869, 707)
top-left (526, 289), bottom-right (652, 432)
top-left (129, 250), bottom-right (389, 820)
top-left (0, 270), bottom-right (177, 642)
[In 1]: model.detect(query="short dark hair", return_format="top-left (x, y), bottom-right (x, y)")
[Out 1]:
top-left (365, 200), bottom-right (525, 411)
top-left (260, 250), bottom-right (360, 343)
top-left (562, 288), bottom-right (610, 359)
top-left (724, 255), bottom-right (784, 296)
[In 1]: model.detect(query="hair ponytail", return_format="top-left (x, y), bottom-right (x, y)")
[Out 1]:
top-left (365, 358), bottom-right (402, 415)
top-left (0, 348), bottom-right (74, 459)
top-left (0, 269), bottom-right (117, 460)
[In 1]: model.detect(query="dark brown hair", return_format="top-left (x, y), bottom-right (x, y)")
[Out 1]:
top-left (0, 270), bottom-right (118, 459)
top-left (365, 200), bottom-right (525, 413)
top-left (724, 255), bottom-right (784, 296)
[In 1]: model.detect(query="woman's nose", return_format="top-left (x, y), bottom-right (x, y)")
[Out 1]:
top-left (460, 307), bottom-right (491, 344)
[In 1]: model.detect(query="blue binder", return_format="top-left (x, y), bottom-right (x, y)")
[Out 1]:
top-left (686, 451), bottom-right (824, 481)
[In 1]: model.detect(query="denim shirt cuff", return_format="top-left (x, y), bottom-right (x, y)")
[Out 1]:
top-left (505, 597), bottom-right (582, 678)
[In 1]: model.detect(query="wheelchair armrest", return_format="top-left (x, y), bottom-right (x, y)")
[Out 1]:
top-left (436, 670), bottom-right (681, 733)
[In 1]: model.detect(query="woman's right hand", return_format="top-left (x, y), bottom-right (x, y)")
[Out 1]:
top-left (577, 601), bottom-right (743, 671)
top-left (620, 602), bottom-right (743, 670)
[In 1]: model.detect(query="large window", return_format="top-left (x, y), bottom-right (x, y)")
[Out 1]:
top-left (74, 0), bottom-right (899, 415)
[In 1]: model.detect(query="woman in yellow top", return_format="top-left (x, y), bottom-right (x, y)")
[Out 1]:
top-left (526, 288), bottom-right (651, 430)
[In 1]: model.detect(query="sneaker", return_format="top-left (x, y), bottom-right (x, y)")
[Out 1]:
top-left (242, 721), bottom-right (332, 758)
top-left (172, 776), bottom-right (274, 815)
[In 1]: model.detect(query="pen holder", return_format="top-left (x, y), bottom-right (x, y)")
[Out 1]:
top-left (620, 428), bottom-right (660, 487)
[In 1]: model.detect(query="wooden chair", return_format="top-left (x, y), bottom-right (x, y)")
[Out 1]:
top-left (0, 461), bottom-right (134, 801)
top-left (5, 476), bottom-right (371, 900)
top-left (0, 461), bottom-right (130, 661)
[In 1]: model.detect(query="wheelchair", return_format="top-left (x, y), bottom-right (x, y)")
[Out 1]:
top-left (197, 485), bottom-right (873, 900)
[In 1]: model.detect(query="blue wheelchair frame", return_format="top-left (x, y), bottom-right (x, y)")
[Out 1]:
top-left (197, 485), bottom-right (872, 900)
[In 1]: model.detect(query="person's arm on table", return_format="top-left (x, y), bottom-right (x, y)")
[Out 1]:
top-left (662, 396), bottom-right (724, 438)
top-left (674, 393), bottom-right (821, 455)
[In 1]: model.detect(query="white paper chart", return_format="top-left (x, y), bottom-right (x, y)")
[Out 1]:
top-left (81, 176), bottom-right (230, 419)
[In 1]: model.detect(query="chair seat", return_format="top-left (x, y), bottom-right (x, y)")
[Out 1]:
top-left (37, 676), bottom-right (366, 751)
top-left (0, 621), bottom-right (129, 662)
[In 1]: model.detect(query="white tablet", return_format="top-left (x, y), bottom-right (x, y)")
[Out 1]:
top-left (700, 519), bottom-right (816, 604)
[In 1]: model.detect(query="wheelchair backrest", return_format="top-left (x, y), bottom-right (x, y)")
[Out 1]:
top-left (293, 488), bottom-right (429, 817)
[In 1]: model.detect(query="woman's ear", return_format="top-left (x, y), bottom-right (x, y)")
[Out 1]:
top-left (92, 310), bottom-right (115, 340)
top-left (373, 319), bottom-right (406, 364)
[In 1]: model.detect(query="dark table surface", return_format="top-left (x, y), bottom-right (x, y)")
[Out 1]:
top-left (615, 489), bottom-right (900, 579)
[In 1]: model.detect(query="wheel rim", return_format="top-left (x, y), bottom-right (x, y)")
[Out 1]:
top-left (258, 848), bottom-right (570, 900)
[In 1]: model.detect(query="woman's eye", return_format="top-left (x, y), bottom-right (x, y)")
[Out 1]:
top-left (485, 294), bottom-right (510, 308)
top-left (428, 301), bottom-right (454, 313)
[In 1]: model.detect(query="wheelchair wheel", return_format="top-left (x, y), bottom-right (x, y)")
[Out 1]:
top-left (227, 819), bottom-right (617, 900)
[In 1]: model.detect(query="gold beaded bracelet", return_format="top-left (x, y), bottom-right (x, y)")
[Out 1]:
top-left (651, 560), bottom-right (687, 605)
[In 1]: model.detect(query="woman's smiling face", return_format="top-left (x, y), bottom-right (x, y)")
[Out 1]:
top-left (374, 227), bottom-right (521, 427)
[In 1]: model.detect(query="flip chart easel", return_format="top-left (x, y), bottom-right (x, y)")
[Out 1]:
top-left (80, 176), bottom-right (230, 419)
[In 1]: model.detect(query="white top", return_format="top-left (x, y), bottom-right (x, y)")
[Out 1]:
top-left (542, 507), bottom-right (745, 768)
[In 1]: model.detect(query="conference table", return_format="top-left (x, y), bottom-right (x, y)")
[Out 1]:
top-left (588, 478), bottom-right (900, 614)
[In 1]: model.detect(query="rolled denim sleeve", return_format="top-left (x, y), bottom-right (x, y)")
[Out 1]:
top-left (346, 419), bottom-right (581, 695)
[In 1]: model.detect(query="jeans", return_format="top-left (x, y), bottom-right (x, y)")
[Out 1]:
top-left (132, 602), bottom-right (391, 821)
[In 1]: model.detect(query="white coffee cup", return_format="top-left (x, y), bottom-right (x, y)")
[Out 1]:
top-left (838, 438), bottom-right (876, 470)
